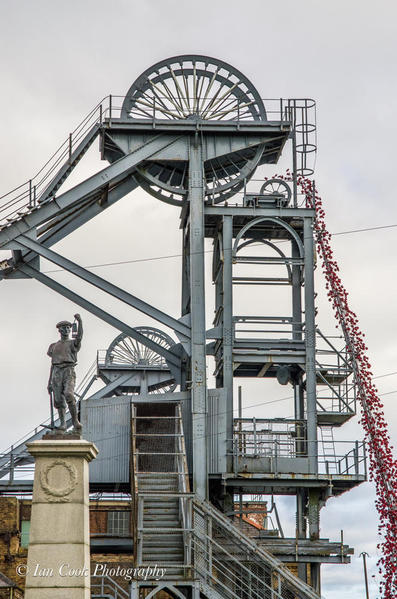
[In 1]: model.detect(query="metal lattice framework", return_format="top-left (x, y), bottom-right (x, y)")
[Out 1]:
top-left (0, 53), bottom-right (378, 599)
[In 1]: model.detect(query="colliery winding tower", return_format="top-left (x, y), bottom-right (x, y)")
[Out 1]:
top-left (0, 56), bottom-right (366, 599)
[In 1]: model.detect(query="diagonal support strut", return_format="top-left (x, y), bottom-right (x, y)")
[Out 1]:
top-left (14, 234), bottom-right (191, 342)
top-left (18, 263), bottom-right (182, 373)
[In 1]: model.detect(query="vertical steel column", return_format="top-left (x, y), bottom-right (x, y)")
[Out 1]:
top-left (291, 239), bottom-right (302, 341)
top-left (189, 138), bottom-right (208, 499)
top-left (181, 230), bottom-right (190, 392)
top-left (296, 489), bottom-right (307, 582)
top-left (304, 216), bottom-right (318, 474)
top-left (222, 215), bottom-right (233, 469)
top-left (181, 228), bottom-right (190, 317)
top-left (308, 488), bottom-right (321, 593)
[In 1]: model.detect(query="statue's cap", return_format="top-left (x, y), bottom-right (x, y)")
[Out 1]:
top-left (56, 320), bottom-right (72, 329)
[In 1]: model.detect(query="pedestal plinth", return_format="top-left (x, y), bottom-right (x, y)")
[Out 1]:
top-left (24, 439), bottom-right (98, 599)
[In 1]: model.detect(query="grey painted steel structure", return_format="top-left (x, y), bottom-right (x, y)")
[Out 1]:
top-left (0, 55), bottom-right (363, 596)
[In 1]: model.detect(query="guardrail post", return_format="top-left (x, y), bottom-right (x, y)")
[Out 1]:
top-left (253, 417), bottom-right (257, 456)
top-left (354, 441), bottom-right (359, 475)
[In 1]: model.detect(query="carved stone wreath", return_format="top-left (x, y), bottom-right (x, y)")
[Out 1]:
top-left (40, 459), bottom-right (78, 502)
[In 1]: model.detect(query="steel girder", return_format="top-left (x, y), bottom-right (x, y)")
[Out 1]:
top-left (0, 134), bottom-right (182, 249)
top-left (12, 235), bottom-right (190, 345)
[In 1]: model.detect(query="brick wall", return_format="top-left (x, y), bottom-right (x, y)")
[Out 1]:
top-left (0, 497), bottom-right (27, 590)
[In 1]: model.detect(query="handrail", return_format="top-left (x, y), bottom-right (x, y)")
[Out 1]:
top-left (131, 404), bottom-right (139, 565)
top-left (91, 574), bottom-right (129, 599)
top-left (192, 497), bottom-right (322, 599)
top-left (176, 404), bottom-right (192, 568)
top-left (0, 95), bottom-right (316, 227)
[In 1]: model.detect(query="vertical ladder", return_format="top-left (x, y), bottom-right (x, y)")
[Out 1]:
top-left (320, 426), bottom-right (337, 474)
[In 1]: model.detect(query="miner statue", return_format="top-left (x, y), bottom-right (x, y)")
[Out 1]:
top-left (47, 314), bottom-right (83, 432)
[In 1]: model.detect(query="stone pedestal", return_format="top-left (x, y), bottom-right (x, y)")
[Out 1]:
top-left (24, 439), bottom-right (98, 599)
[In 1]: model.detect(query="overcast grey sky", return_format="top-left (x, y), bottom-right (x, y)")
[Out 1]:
top-left (1, 1), bottom-right (396, 597)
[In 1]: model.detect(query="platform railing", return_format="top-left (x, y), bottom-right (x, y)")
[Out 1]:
top-left (0, 96), bottom-right (316, 227)
top-left (315, 329), bottom-right (356, 415)
top-left (0, 96), bottom-right (121, 225)
top-left (232, 419), bottom-right (367, 477)
top-left (233, 316), bottom-right (304, 340)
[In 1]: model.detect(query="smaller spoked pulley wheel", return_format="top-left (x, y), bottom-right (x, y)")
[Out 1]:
top-left (105, 327), bottom-right (177, 394)
top-left (260, 178), bottom-right (292, 205)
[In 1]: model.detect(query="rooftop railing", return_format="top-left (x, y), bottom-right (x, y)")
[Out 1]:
top-left (0, 96), bottom-right (316, 227)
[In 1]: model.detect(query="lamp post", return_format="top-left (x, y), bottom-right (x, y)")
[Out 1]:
top-left (359, 552), bottom-right (370, 599)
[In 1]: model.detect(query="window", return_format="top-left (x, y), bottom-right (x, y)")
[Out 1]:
top-left (107, 511), bottom-right (129, 536)
top-left (21, 521), bottom-right (30, 548)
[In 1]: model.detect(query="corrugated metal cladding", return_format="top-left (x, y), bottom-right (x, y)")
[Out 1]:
top-left (80, 389), bottom-right (226, 482)
top-left (180, 388), bottom-right (227, 475)
top-left (81, 396), bottom-right (131, 483)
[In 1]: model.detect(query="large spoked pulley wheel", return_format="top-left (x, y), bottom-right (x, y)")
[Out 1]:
top-left (121, 55), bottom-right (267, 205)
top-left (105, 327), bottom-right (177, 393)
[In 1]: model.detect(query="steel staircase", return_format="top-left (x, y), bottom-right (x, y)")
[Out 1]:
top-left (132, 402), bottom-right (191, 579)
top-left (91, 575), bottom-right (129, 599)
top-left (138, 473), bottom-right (185, 568)
top-left (131, 401), bottom-right (321, 599)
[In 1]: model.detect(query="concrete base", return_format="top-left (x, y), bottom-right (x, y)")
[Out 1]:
top-left (24, 439), bottom-right (98, 599)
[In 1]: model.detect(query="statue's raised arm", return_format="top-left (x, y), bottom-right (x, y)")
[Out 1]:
top-left (73, 313), bottom-right (83, 350)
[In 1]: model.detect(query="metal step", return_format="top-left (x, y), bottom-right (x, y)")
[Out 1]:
top-left (143, 521), bottom-right (180, 528)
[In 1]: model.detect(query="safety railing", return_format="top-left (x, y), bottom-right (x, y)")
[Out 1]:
top-left (331, 441), bottom-right (367, 476)
top-left (234, 418), bottom-right (307, 459)
top-left (0, 452), bottom-right (34, 483)
top-left (229, 177), bottom-right (309, 209)
top-left (232, 418), bottom-right (367, 477)
top-left (176, 404), bottom-right (193, 569)
top-left (0, 96), bottom-right (120, 226)
top-left (131, 404), bottom-right (139, 563)
top-left (0, 95), bottom-right (315, 227)
top-left (233, 316), bottom-right (304, 341)
top-left (316, 329), bottom-right (356, 415)
top-left (91, 574), bottom-right (129, 599)
top-left (192, 497), bottom-right (321, 599)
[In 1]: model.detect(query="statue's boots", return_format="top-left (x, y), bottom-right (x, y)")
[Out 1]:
top-left (58, 408), bottom-right (67, 431)
top-left (69, 402), bottom-right (82, 432)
